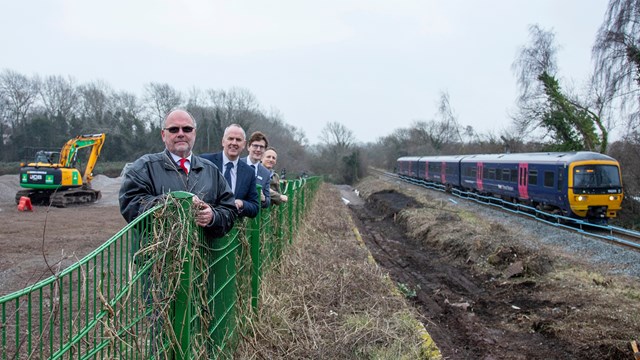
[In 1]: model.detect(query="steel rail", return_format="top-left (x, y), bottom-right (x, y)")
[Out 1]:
top-left (372, 169), bottom-right (640, 251)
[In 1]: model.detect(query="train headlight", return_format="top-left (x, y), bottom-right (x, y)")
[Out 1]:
top-left (609, 195), bottom-right (618, 201)
top-left (575, 195), bottom-right (588, 202)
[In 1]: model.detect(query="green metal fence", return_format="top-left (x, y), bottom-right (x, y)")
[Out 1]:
top-left (0, 176), bottom-right (321, 359)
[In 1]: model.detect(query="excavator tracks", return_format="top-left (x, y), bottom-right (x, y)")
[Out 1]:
top-left (16, 189), bottom-right (102, 207)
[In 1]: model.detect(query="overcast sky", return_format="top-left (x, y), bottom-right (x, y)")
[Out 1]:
top-left (1, 1), bottom-right (609, 144)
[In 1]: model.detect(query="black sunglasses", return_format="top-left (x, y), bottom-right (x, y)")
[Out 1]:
top-left (164, 126), bottom-right (195, 133)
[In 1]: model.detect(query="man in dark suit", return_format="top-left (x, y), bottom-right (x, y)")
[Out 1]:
top-left (243, 131), bottom-right (271, 208)
top-left (201, 124), bottom-right (260, 218)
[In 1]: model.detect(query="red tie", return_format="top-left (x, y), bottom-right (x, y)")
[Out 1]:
top-left (179, 158), bottom-right (189, 174)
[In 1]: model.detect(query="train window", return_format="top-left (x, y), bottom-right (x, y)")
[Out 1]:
top-left (483, 167), bottom-right (489, 179)
top-left (573, 165), bottom-right (622, 188)
top-left (471, 168), bottom-right (476, 177)
top-left (446, 165), bottom-right (454, 175)
top-left (488, 168), bottom-right (496, 180)
top-left (528, 169), bottom-right (538, 185)
top-left (543, 171), bottom-right (554, 187)
top-left (502, 169), bottom-right (511, 182)
top-left (511, 169), bottom-right (518, 183)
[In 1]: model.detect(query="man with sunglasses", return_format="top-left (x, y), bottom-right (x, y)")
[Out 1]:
top-left (243, 131), bottom-right (271, 208)
top-left (201, 124), bottom-right (260, 218)
top-left (119, 109), bottom-right (237, 239)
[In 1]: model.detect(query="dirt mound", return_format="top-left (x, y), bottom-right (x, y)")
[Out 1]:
top-left (0, 175), bottom-right (21, 204)
top-left (349, 176), bottom-right (640, 359)
top-left (367, 190), bottom-right (421, 216)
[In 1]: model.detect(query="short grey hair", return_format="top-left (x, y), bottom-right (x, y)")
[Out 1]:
top-left (223, 123), bottom-right (246, 140)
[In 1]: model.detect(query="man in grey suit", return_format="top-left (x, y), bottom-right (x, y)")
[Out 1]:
top-left (244, 131), bottom-right (271, 208)
top-left (201, 124), bottom-right (260, 218)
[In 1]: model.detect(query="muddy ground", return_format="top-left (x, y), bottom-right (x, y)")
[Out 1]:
top-left (0, 175), bottom-right (125, 296)
top-left (347, 176), bottom-right (640, 360)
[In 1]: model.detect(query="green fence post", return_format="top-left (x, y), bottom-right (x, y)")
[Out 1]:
top-left (170, 191), bottom-right (195, 360)
top-left (276, 199), bottom-right (284, 258)
top-left (295, 180), bottom-right (301, 233)
top-left (287, 181), bottom-right (295, 245)
top-left (250, 186), bottom-right (262, 314)
top-left (211, 227), bottom-right (238, 356)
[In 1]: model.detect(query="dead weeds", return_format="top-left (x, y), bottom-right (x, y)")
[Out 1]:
top-left (235, 183), bottom-right (432, 359)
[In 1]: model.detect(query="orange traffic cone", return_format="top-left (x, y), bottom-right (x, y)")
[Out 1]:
top-left (17, 196), bottom-right (33, 212)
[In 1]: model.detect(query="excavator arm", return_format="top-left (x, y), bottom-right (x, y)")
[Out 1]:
top-left (59, 134), bottom-right (106, 187)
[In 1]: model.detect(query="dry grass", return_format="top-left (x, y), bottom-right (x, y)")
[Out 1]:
top-left (127, 195), bottom-right (215, 359)
top-left (235, 183), bottom-right (430, 359)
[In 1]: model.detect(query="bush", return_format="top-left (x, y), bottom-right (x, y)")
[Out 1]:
top-left (0, 163), bottom-right (20, 176)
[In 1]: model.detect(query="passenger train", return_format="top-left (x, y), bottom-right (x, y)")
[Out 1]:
top-left (396, 152), bottom-right (624, 223)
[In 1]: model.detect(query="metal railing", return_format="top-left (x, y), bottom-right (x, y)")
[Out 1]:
top-left (395, 173), bottom-right (640, 249)
top-left (0, 176), bottom-right (321, 359)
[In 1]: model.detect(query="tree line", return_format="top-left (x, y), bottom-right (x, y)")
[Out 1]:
top-left (0, 74), bottom-right (316, 178)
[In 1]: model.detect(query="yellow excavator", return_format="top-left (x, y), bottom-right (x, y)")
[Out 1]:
top-left (16, 133), bottom-right (106, 207)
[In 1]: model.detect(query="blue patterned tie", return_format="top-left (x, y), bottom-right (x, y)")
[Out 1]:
top-left (224, 162), bottom-right (233, 187)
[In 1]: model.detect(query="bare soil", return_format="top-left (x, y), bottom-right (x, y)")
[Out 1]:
top-left (0, 174), bottom-right (125, 296)
top-left (347, 176), bottom-right (640, 360)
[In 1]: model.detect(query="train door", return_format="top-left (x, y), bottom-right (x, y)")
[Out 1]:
top-left (518, 163), bottom-right (529, 199)
top-left (557, 166), bottom-right (566, 206)
top-left (441, 162), bottom-right (446, 184)
top-left (476, 162), bottom-right (483, 191)
top-left (424, 161), bottom-right (429, 180)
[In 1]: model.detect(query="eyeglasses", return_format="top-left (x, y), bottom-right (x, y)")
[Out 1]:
top-left (164, 126), bottom-right (195, 133)
top-left (250, 144), bottom-right (265, 150)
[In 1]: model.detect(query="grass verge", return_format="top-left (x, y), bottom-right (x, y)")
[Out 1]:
top-left (236, 183), bottom-right (436, 359)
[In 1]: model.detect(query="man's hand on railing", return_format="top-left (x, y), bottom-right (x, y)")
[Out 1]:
top-left (193, 195), bottom-right (215, 227)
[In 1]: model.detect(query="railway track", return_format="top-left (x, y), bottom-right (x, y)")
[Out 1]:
top-left (370, 168), bottom-right (640, 251)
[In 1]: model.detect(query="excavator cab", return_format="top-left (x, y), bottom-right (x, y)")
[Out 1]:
top-left (33, 151), bottom-right (60, 164)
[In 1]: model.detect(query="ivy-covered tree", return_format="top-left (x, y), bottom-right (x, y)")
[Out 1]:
top-left (512, 25), bottom-right (608, 152)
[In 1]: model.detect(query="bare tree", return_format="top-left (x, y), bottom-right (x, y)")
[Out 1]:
top-left (512, 24), bottom-right (559, 132)
top-left (144, 82), bottom-right (183, 128)
top-left (593, 0), bottom-right (640, 132)
top-left (78, 80), bottom-right (114, 124)
top-left (187, 86), bottom-right (206, 108)
top-left (0, 69), bottom-right (39, 129)
top-left (435, 91), bottom-right (463, 146)
top-left (38, 75), bottom-right (78, 119)
top-left (111, 90), bottom-right (142, 117)
top-left (207, 87), bottom-right (260, 130)
top-left (319, 122), bottom-right (355, 150)
top-left (315, 122), bottom-right (359, 183)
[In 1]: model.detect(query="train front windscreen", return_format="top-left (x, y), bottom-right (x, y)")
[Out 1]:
top-left (572, 165), bottom-right (622, 193)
